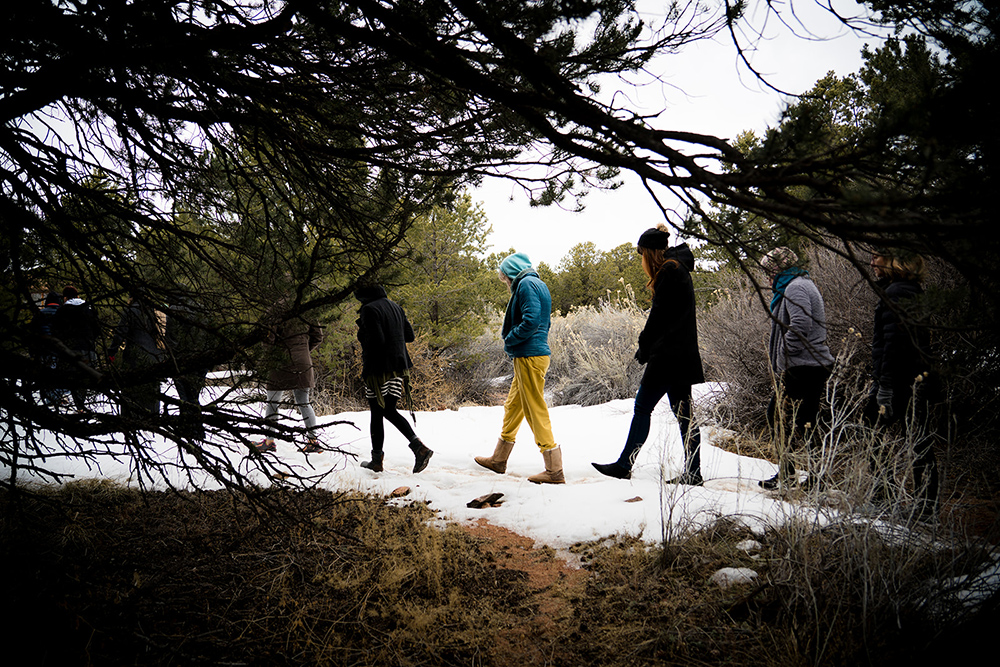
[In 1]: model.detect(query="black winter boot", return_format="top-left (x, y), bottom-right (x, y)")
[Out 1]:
top-left (409, 439), bottom-right (433, 473)
top-left (592, 461), bottom-right (631, 479)
top-left (361, 451), bottom-right (384, 472)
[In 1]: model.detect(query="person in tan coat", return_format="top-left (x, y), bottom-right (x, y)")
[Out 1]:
top-left (255, 314), bottom-right (324, 453)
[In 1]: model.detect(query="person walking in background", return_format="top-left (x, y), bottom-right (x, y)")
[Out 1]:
top-left (51, 285), bottom-right (101, 412)
top-left (109, 295), bottom-right (164, 418)
top-left (758, 246), bottom-right (834, 490)
top-left (475, 251), bottom-right (564, 484)
top-left (166, 297), bottom-right (212, 440)
top-left (354, 281), bottom-right (433, 474)
top-left (866, 249), bottom-right (938, 519)
top-left (30, 291), bottom-right (64, 407)
top-left (592, 224), bottom-right (706, 485)
top-left (254, 309), bottom-right (325, 454)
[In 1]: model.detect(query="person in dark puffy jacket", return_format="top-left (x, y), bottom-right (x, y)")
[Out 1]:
top-left (592, 224), bottom-right (706, 485)
top-left (31, 291), bottom-right (64, 406)
top-left (475, 251), bottom-right (564, 484)
top-left (759, 246), bottom-right (834, 490)
top-left (355, 281), bottom-right (432, 474)
top-left (255, 309), bottom-right (324, 454)
top-left (866, 249), bottom-right (938, 519)
top-left (109, 297), bottom-right (163, 418)
top-left (52, 285), bottom-right (101, 411)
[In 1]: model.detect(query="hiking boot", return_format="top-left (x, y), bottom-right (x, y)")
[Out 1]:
top-left (409, 439), bottom-right (433, 473)
top-left (592, 461), bottom-right (631, 479)
top-left (361, 451), bottom-right (384, 472)
top-left (254, 438), bottom-right (276, 453)
top-left (665, 470), bottom-right (703, 486)
top-left (300, 438), bottom-right (322, 454)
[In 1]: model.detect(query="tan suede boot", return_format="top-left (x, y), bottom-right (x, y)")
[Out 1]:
top-left (528, 446), bottom-right (565, 484)
top-left (475, 438), bottom-right (515, 474)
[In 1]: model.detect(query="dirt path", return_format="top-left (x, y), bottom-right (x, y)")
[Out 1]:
top-left (463, 519), bottom-right (588, 664)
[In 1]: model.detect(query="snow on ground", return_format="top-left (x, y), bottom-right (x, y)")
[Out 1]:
top-left (4, 383), bottom-right (825, 550)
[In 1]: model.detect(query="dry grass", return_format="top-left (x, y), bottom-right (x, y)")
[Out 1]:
top-left (2, 479), bottom-right (996, 667)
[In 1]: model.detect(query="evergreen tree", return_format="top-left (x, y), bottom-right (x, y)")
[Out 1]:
top-left (393, 193), bottom-right (495, 349)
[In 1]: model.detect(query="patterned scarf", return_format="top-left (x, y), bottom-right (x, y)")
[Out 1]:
top-left (770, 267), bottom-right (808, 312)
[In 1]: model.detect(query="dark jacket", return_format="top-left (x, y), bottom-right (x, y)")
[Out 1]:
top-left (872, 278), bottom-right (930, 393)
top-left (109, 301), bottom-right (162, 368)
top-left (501, 271), bottom-right (552, 359)
top-left (166, 299), bottom-right (213, 376)
top-left (356, 284), bottom-right (415, 379)
top-left (52, 298), bottom-right (100, 352)
top-left (264, 316), bottom-right (324, 391)
top-left (636, 243), bottom-right (705, 387)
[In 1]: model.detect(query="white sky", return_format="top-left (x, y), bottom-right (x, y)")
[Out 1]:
top-left (478, 0), bottom-right (889, 267)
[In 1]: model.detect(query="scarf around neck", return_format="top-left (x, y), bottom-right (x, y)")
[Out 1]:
top-left (770, 267), bottom-right (808, 312)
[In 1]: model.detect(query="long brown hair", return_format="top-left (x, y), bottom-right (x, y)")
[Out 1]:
top-left (639, 246), bottom-right (679, 294)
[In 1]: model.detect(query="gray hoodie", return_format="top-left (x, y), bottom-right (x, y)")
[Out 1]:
top-left (768, 276), bottom-right (834, 373)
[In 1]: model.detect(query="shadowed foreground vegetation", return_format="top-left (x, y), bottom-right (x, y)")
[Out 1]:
top-left (2, 481), bottom-right (997, 666)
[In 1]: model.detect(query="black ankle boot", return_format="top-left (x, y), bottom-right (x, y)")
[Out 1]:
top-left (592, 461), bottom-right (631, 479)
top-left (409, 439), bottom-right (433, 473)
top-left (361, 451), bottom-right (384, 472)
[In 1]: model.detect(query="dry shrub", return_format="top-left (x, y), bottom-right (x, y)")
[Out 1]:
top-left (547, 287), bottom-right (646, 406)
top-left (438, 310), bottom-right (511, 406)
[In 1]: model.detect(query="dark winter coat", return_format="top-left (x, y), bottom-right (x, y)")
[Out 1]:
top-left (636, 243), bottom-right (705, 387)
top-left (52, 299), bottom-right (100, 352)
top-left (109, 301), bottom-right (162, 369)
top-left (264, 317), bottom-right (324, 391)
top-left (500, 271), bottom-right (552, 359)
top-left (30, 302), bottom-right (60, 359)
top-left (166, 299), bottom-right (213, 376)
top-left (872, 278), bottom-right (930, 394)
top-left (355, 284), bottom-right (415, 379)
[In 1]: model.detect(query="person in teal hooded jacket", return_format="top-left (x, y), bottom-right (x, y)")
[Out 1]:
top-left (475, 252), bottom-right (564, 484)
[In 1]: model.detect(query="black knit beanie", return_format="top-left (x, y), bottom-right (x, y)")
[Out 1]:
top-left (637, 227), bottom-right (670, 250)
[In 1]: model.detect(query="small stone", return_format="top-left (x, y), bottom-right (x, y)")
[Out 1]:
top-left (624, 496), bottom-right (643, 503)
top-left (390, 486), bottom-right (411, 498)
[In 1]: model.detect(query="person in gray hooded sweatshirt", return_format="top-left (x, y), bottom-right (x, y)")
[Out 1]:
top-left (759, 246), bottom-right (834, 490)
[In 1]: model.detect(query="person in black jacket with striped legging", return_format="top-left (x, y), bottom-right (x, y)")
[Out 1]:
top-left (355, 281), bottom-right (433, 474)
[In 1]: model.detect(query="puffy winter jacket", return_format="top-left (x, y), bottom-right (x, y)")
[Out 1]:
top-left (872, 278), bottom-right (930, 393)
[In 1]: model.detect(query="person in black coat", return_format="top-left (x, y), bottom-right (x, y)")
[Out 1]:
top-left (866, 249), bottom-right (938, 518)
top-left (593, 224), bottom-right (706, 485)
top-left (109, 297), bottom-right (163, 418)
top-left (166, 297), bottom-right (212, 440)
top-left (355, 282), bottom-right (432, 474)
top-left (30, 291), bottom-right (64, 406)
top-left (52, 285), bottom-right (101, 411)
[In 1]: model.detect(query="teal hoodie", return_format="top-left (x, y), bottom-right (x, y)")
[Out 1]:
top-left (499, 252), bottom-right (551, 358)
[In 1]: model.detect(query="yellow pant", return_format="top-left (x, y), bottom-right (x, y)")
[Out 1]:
top-left (501, 356), bottom-right (557, 452)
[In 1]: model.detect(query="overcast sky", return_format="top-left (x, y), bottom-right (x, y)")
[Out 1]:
top-left (477, 0), bottom-right (890, 268)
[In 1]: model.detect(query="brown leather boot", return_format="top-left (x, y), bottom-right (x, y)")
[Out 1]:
top-left (528, 446), bottom-right (565, 484)
top-left (475, 438), bottom-right (514, 474)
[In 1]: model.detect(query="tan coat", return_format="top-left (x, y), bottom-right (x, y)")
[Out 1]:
top-left (265, 317), bottom-right (324, 391)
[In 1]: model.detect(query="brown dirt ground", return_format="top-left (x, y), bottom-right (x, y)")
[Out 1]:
top-left (462, 518), bottom-right (588, 664)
